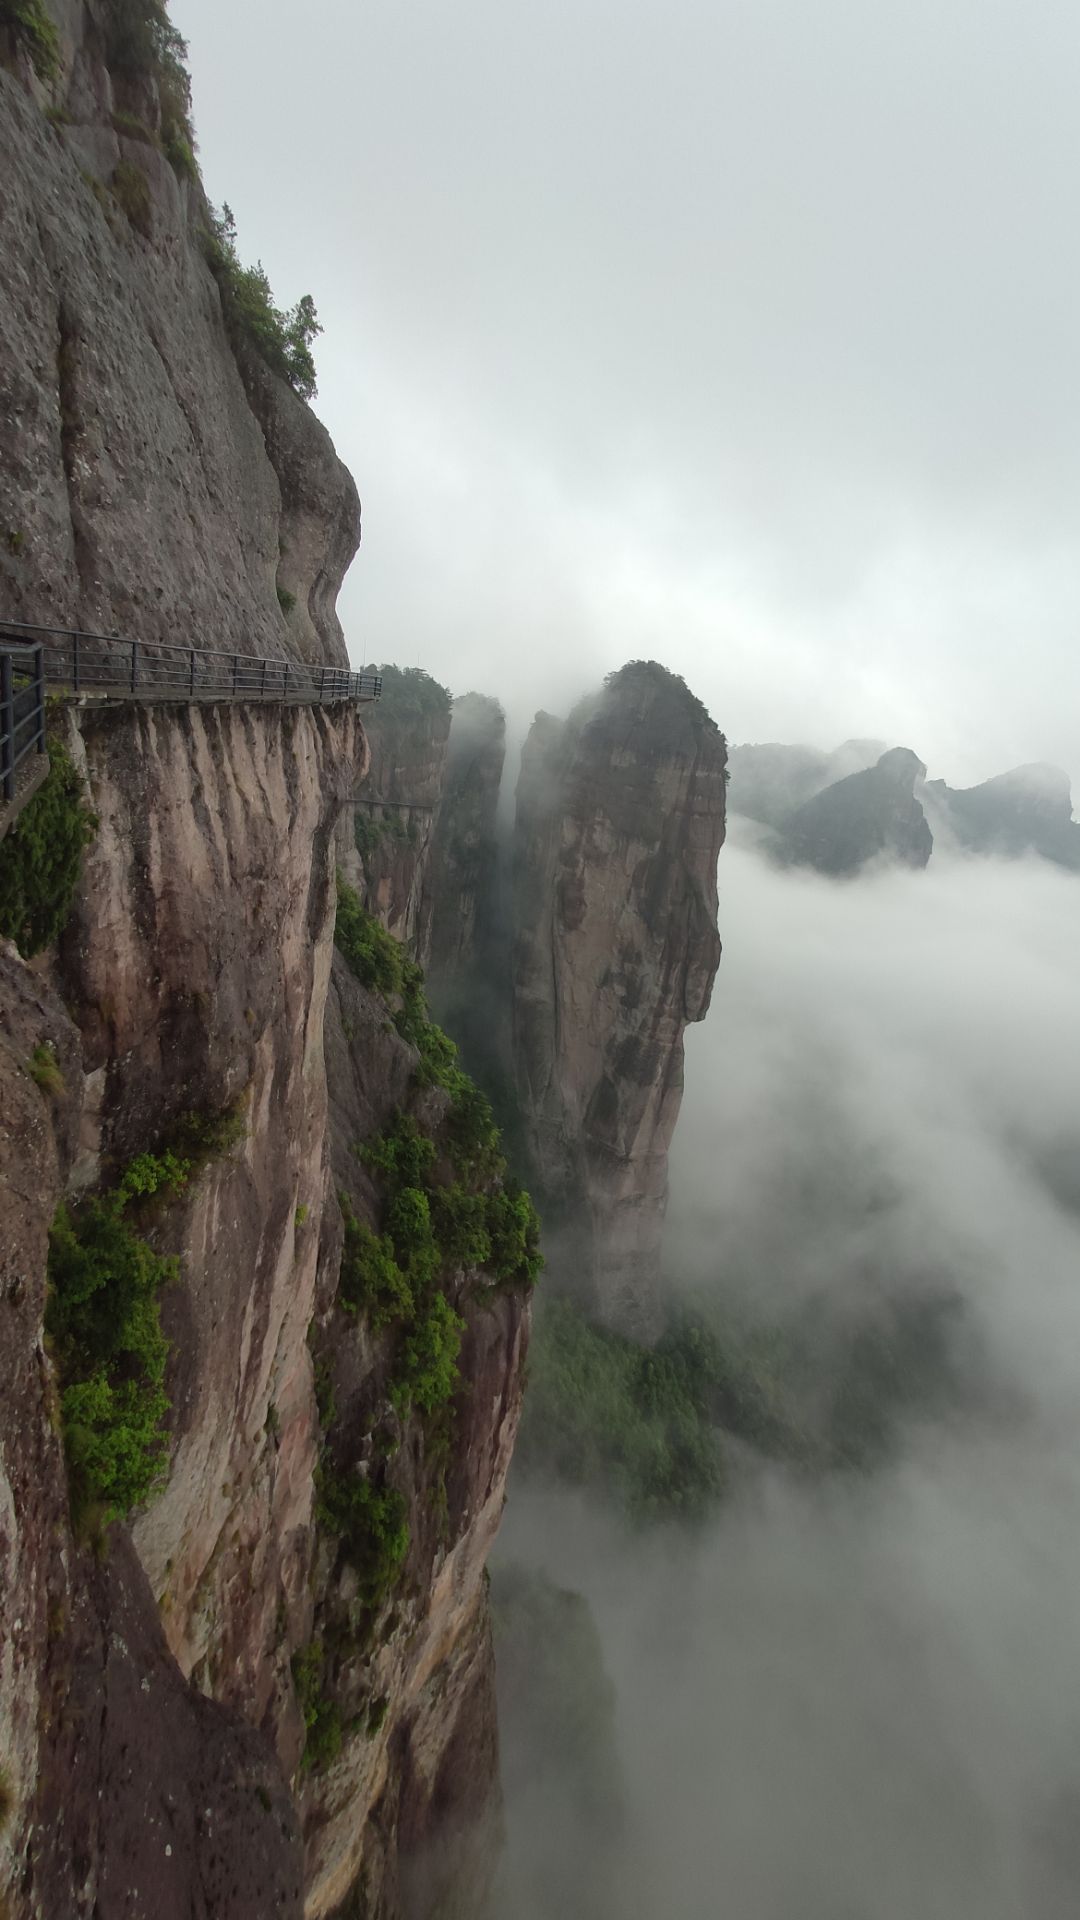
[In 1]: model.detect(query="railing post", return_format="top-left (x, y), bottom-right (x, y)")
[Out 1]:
top-left (320, 665), bottom-right (327, 703)
top-left (34, 645), bottom-right (46, 754)
top-left (189, 647), bottom-right (196, 697)
top-left (1, 652), bottom-right (13, 801)
top-left (261, 657), bottom-right (267, 700)
top-left (73, 628), bottom-right (80, 693)
top-left (131, 638), bottom-right (138, 693)
top-left (282, 661), bottom-right (289, 703)
top-left (233, 652), bottom-right (239, 696)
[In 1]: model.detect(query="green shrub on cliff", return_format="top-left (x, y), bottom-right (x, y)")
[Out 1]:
top-left (101, 0), bottom-right (195, 178)
top-left (335, 874), bottom-right (407, 997)
top-left (203, 204), bottom-right (321, 402)
top-left (291, 1642), bottom-right (343, 1772)
top-left (0, 737), bottom-right (97, 958)
top-left (517, 1295), bottom-right (726, 1523)
top-left (0, 0), bottom-right (60, 80)
top-left (316, 1469), bottom-right (409, 1611)
top-left (44, 1107), bottom-right (246, 1529)
top-left (47, 1187), bottom-right (176, 1525)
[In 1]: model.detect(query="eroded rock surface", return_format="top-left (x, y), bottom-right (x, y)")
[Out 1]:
top-left (512, 662), bottom-right (727, 1340)
top-left (0, 23), bottom-right (358, 664)
top-left (782, 745), bottom-right (932, 876)
top-left (427, 693), bottom-right (506, 987)
top-left (349, 672), bottom-right (453, 962)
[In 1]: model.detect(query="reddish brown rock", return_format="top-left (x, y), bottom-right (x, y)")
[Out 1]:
top-left (512, 661), bottom-right (727, 1340)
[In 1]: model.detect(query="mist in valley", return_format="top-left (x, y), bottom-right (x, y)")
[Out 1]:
top-left (492, 834), bottom-right (1080, 1920)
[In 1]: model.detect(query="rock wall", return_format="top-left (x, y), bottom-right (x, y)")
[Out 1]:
top-left (1, 695), bottom-right (360, 1918)
top-left (0, 693), bottom-right (528, 1919)
top-left (348, 672), bottom-right (453, 963)
top-left (782, 745), bottom-right (932, 875)
top-left (512, 662), bottom-right (727, 1341)
top-left (427, 694), bottom-right (506, 988)
top-left (0, 8), bottom-right (358, 664)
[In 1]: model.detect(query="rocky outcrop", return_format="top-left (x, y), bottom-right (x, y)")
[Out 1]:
top-left (427, 693), bottom-right (506, 987)
top-left (348, 669), bottom-right (452, 962)
top-left (1, 695), bottom-right (361, 1918)
top-left (726, 738), bottom-right (885, 830)
top-left (512, 662), bottom-right (727, 1341)
top-left (0, 16), bottom-right (358, 664)
top-left (781, 746), bottom-right (932, 875)
top-left (923, 764), bottom-right (1080, 870)
top-left (303, 955), bottom-right (530, 1917)
top-left (1, 689), bottom-right (528, 1918)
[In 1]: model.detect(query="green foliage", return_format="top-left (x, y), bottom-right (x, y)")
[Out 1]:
top-left (276, 584), bottom-right (296, 616)
top-left (353, 806), bottom-right (413, 860)
top-left (27, 1042), bottom-right (64, 1099)
top-left (43, 1105), bottom-right (242, 1530)
top-left (169, 1101), bottom-right (248, 1167)
top-left (203, 204), bottom-right (321, 401)
top-left (316, 1468), bottom-right (409, 1611)
top-left (291, 1642), bottom-right (343, 1772)
top-left (294, 1203), bottom-right (310, 1228)
top-left (391, 1291), bottom-right (464, 1415)
top-left (366, 1694), bottom-right (389, 1736)
top-left (112, 156), bottom-right (152, 235)
top-left (110, 108), bottom-right (154, 142)
top-left (116, 1147), bottom-right (190, 1204)
top-left (339, 1200), bottom-right (414, 1328)
top-left (0, 0), bottom-right (60, 81)
top-left (517, 1295), bottom-right (727, 1523)
top-left (46, 1184), bottom-right (176, 1525)
top-left (101, 0), bottom-right (196, 180)
top-left (0, 737), bottom-right (96, 957)
top-left (360, 1113), bottom-right (436, 1192)
top-left (335, 875), bottom-right (408, 997)
top-left (370, 663), bottom-right (451, 725)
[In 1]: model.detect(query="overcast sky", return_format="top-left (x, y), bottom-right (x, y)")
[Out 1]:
top-left (172, 0), bottom-right (1080, 786)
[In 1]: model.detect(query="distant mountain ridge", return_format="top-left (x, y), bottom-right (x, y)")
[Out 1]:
top-left (728, 741), bottom-right (1080, 875)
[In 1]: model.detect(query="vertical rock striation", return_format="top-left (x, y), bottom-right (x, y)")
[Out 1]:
top-left (512, 661), bottom-right (727, 1340)
top-left (349, 669), bottom-right (453, 962)
top-left (427, 693), bottom-right (507, 987)
top-left (0, 17), bottom-right (359, 664)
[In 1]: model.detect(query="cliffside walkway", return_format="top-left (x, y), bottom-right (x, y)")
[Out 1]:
top-left (0, 617), bottom-right (382, 821)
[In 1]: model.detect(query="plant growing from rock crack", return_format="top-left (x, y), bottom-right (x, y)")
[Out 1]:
top-left (0, 0), bottom-right (60, 81)
top-left (0, 737), bottom-right (97, 958)
top-left (27, 1042), bottom-right (64, 1098)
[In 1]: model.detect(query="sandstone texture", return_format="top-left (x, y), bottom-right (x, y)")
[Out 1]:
top-left (0, 690), bottom-right (360, 1917)
top-left (427, 693), bottom-right (506, 988)
top-left (0, 16), bottom-right (358, 664)
top-left (782, 745), bottom-right (933, 876)
top-left (512, 662), bottom-right (727, 1340)
top-left (349, 671), bottom-right (452, 963)
top-left (2, 689), bottom-right (527, 1918)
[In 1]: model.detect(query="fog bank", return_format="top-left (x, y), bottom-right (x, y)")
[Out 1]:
top-left (495, 842), bottom-right (1080, 1919)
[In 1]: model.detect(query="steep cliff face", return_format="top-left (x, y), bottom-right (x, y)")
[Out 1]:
top-left (512, 662), bottom-right (727, 1341)
top-left (1, 692), bottom-right (529, 1919)
top-left (1, 697), bottom-right (361, 1919)
top-left (427, 694), bottom-right (506, 989)
top-left (348, 670), bottom-right (452, 963)
top-left (304, 957), bottom-right (530, 1917)
top-left (0, 9), bottom-right (358, 663)
top-left (782, 745), bottom-right (932, 875)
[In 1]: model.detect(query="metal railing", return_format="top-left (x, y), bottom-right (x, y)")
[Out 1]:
top-left (0, 620), bottom-right (383, 709)
top-left (0, 642), bottom-right (47, 803)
